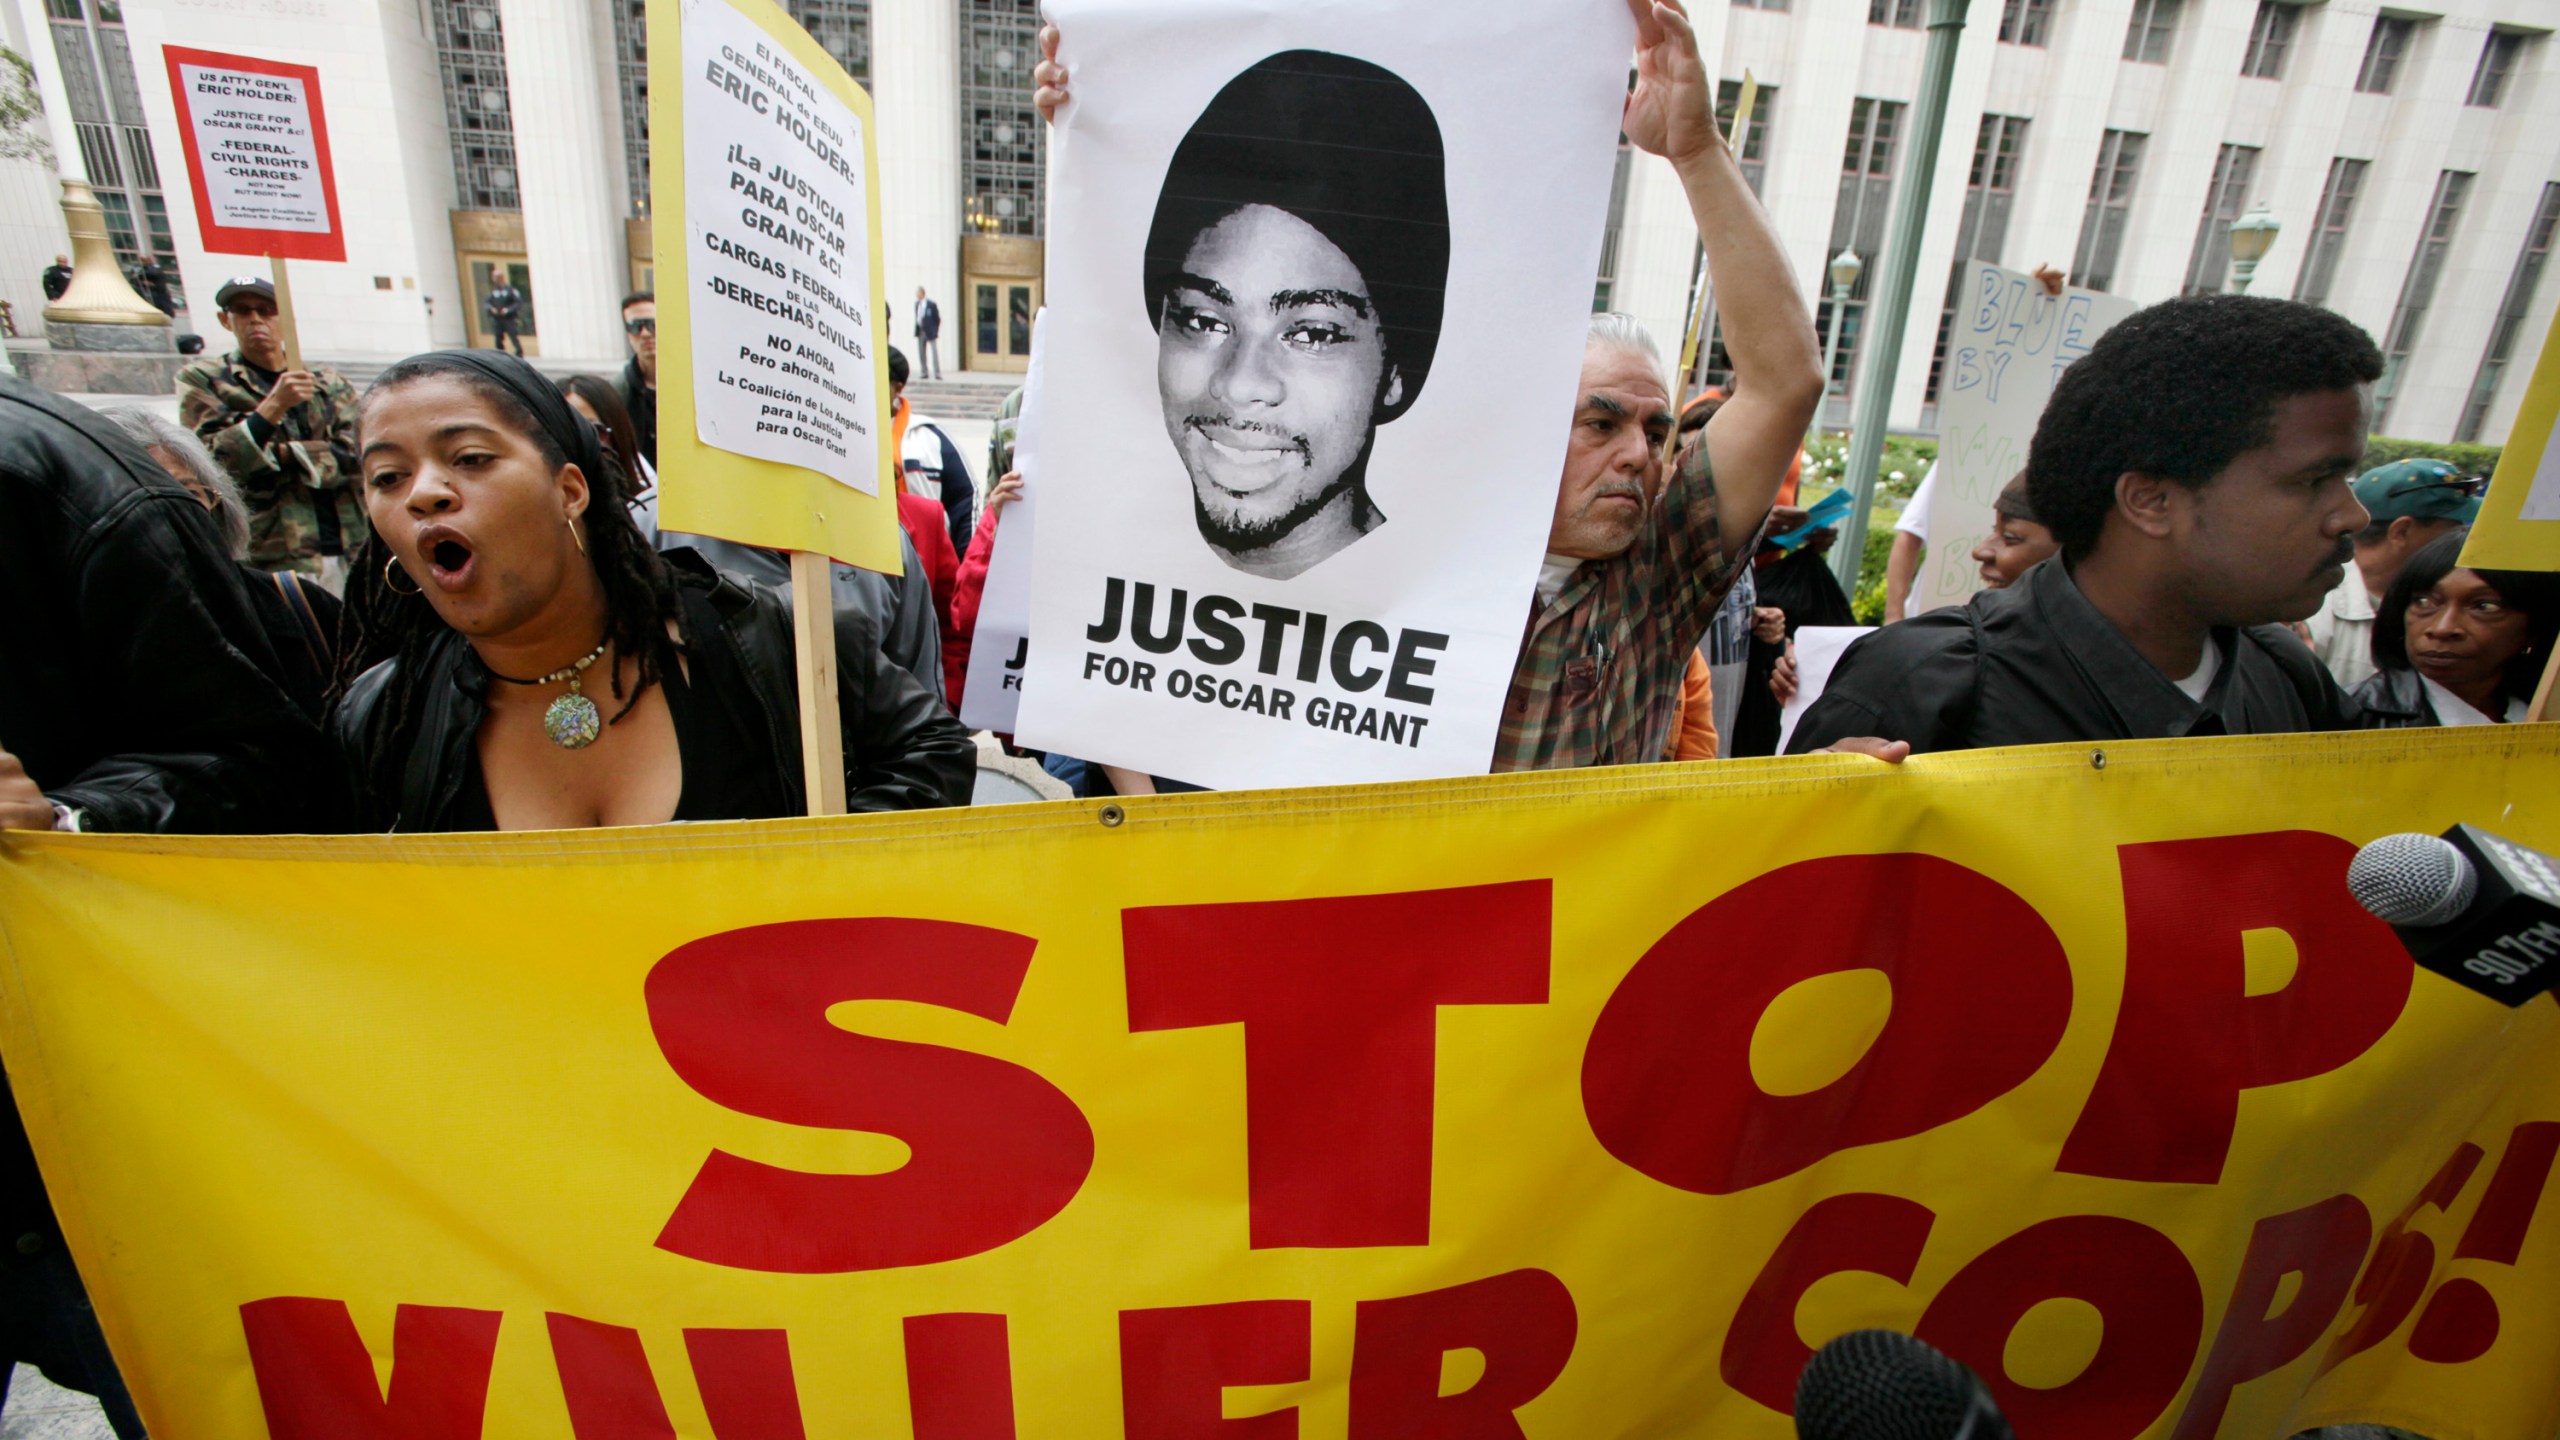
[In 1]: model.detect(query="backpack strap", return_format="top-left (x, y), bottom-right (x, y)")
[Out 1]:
top-left (273, 571), bottom-right (333, 675)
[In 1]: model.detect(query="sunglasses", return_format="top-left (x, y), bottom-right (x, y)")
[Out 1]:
top-left (625, 317), bottom-right (656, 335)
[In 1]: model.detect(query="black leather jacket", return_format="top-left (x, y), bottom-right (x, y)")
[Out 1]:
top-left (664, 532), bottom-right (947, 707)
top-left (331, 551), bottom-right (974, 830)
top-left (0, 375), bottom-right (332, 833)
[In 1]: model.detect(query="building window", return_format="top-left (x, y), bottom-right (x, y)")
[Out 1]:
top-left (1998, 0), bottom-right (2052, 46)
top-left (1869, 0), bottom-right (1921, 28)
top-left (2071, 129), bottom-right (2145, 294)
top-left (2241, 1), bottom-right (2297, 79)
top-left (610, 0), bottom-right (649, 215)
top-left (2293, 157), bottom-right (2368, 308)
top-left (961, 0), bottom-right (1043, 238)
top-left (2458, 183), bottom-right (2560, 443)
top-left (45, 0), bottom-right (172, 281)
top-left (1928, 114), bottom-right (2029, 401)
top-left (2182, 143), bottom-right (2261, 295)
top-left (2356, 15), bottom-right (2414, 95)
top-left (2122, 0), bottom-right (2180, 63)
top-left (1732, 0), bottom-right (1789, 9)
top-left (1715, 79), bottom-right (1776, 196)
top-left (2377, 169), bottom-right (2475, 423)
top-left (610, 2), bottom-right (870, 219)
top-left (430, 0), bottom-right (520, 212)
top-left (1820, 97), bottom-right (1904, 396)
top-left (2468, 30), bottom-right (2525, 108)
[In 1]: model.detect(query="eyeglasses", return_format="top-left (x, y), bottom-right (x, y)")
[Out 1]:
top-left (625, 317), bottom-right (656, 335)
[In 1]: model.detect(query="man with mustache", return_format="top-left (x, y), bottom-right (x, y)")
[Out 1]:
top-left (1789, 294), bottom-right (2380, 755)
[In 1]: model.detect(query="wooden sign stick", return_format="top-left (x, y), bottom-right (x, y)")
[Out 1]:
top-left (2529, 643), bottom-right (2558, 724)
top-left (267, 255), bottom-right (303, 372)
top-left (789, 550), bottom-right (848, 815)
top-left (1665, 72), bottom-right (1754, 467)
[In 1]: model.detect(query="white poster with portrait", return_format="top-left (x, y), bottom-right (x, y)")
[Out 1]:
top-left (1914, 262), bottom-right (2140, 615)
top-left (1012, 0), bottom-right (1634, 790)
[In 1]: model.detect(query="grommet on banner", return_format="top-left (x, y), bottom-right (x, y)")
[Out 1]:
top-left (2091, 750), bottom-right (2108, 770)
top-left (1099, 804), bottom-right (1126, 827)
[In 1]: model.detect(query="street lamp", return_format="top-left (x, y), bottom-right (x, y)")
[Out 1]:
top-left (2226, 204), bottom-right (2281, 294)
top-left (1813, 248), bottom-right (1863, 440)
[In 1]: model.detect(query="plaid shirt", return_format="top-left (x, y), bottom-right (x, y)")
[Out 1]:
top-left (1492, 440), bottom-right (1756, 771)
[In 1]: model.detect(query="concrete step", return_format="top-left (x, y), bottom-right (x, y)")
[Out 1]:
top-left (904, 374), bottom-right (1019, 422)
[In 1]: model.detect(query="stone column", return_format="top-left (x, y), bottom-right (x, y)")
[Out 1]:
top-left (498, 0), bottom-right (628, 360)
top-left (871, 0), bottom-right (963, 363)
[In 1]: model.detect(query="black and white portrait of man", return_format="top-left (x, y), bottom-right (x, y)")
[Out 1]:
top-left (1142, 51), bottom-right (1450, 581)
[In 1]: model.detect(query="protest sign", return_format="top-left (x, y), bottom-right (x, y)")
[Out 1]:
top-left (960, 321), bottom-right (1049, 734)
top-left (2461, 305), bottom-right (2560, 573)
top-left (160, 47), bottom-right (343, 262)
top-left (1914, 262), bottom-right (2138, 615)
top-left (646, 0), bottom-right (899, 573)
top-left (4, 730), bottom-right (2558, 1439)
top-left (1775, 624), bottom-right (1869, 754)
top-left (1014, 0), bottom-right (1632, 789)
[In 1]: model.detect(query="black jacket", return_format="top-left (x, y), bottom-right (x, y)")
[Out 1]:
top-left (0, 376), bottom-right (334, 1239)
top-left (1788, 557), bottom-right (2355, 754)
top-left (620, 355), bottom-right (659, 467)
top-left (331, 551), bottom-right (975, 831)
top-left (662, 533), bottom-right (947, 707)
top-left (0, 376), bottom-right (333, 833)
top-left (2350, 667), bottom-right (2486, 728)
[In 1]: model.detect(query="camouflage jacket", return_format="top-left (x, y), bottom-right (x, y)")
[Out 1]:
top-left (176, 351), bottom-right (366, 573)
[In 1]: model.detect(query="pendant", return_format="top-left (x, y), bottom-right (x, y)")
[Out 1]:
top-left (544, 692), bottom-right (603, 750)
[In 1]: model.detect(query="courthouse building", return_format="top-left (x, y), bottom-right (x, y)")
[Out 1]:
top-left (3, 0), bottom-right (2557, 446)
top-left (1, 0), bottom-right (1046, 375)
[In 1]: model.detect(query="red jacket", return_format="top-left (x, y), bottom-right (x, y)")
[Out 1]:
top-left (944, 502), bottom-right (1000, 710)
top-left (896, 491), bottom-right (959, 634)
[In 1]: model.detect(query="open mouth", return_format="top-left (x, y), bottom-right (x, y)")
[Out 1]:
top-left (418, 528), bottom-right (477, 592)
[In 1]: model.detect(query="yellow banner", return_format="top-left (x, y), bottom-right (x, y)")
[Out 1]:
top-left (647, 0), bottom-right (902, 571)
top-left (3, 730), bottom-right (2558, 1439)
top-left (2462, 305), bottom-right (2560, 573)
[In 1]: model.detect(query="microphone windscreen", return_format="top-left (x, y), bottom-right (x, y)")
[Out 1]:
top-left (1795, 1330), bottom-right (2001, 1440)
top-left (2350, 832), bottom-right (2477, 927)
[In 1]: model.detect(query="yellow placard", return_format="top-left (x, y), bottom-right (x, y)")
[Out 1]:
top-left (3, 730), bottom-right (2559, 1438)
top-left (2461, 305), bottom-right (2560, 573)
top-left (647, 0), bottom-right (902, 571)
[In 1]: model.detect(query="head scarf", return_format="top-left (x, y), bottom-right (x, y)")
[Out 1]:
top-left (390, 348), bottom-right (613, 500)
top-left (1992, 470), bottom-right (2037, 526)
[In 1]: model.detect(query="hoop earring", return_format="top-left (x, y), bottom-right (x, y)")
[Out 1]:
top-left (568, 515), bottom-right (588, 556)
top-left (383, 554), bottom-right (422, 596)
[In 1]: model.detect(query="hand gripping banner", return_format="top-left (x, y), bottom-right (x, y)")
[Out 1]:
top-left (1, 728), bottom-right (2556, 1438)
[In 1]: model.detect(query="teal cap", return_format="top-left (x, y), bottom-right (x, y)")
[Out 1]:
top-left (2352, 459), bottom-right (2482, 524)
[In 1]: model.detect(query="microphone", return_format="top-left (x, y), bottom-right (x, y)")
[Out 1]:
top-left (1794, 1330), bottom-right (2014, 1440)
top-left (2349, 827), bottom-right (2560, 1005)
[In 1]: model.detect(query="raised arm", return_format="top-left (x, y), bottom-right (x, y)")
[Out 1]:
top-left (1623, 0), bottom-right (1821, 563)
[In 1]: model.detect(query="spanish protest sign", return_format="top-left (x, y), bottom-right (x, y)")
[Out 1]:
top-left (3, 729), bottom-right (2556, 1437)
top-left (1913, 262), bottom-right (2138, 615)
top-left (160, 47), bottom-right (344, 263)
top-left (2462, 305), bottom-right (2560, 574)
top-left (647, 0), bottom-right (899, 571)
top-left (1013, 0), bottom-right (1633, 790)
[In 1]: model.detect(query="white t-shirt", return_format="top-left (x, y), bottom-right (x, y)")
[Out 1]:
top-left (1895, 465), bottom-right (1937, 542)
top-left (2173, 639), bottom-right (2222, 702)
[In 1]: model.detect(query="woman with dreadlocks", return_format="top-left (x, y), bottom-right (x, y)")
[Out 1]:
top-left (330, 351), bottom-right (973, 831)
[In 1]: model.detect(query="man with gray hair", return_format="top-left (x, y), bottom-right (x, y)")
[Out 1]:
top-left (1486, 2), bottom-right (1822, 770)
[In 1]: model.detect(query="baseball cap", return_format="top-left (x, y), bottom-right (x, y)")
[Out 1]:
top-left (2352, 458), bottom-right (2483, 524)
top-left (213, 276), bottom-right (275, 309)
